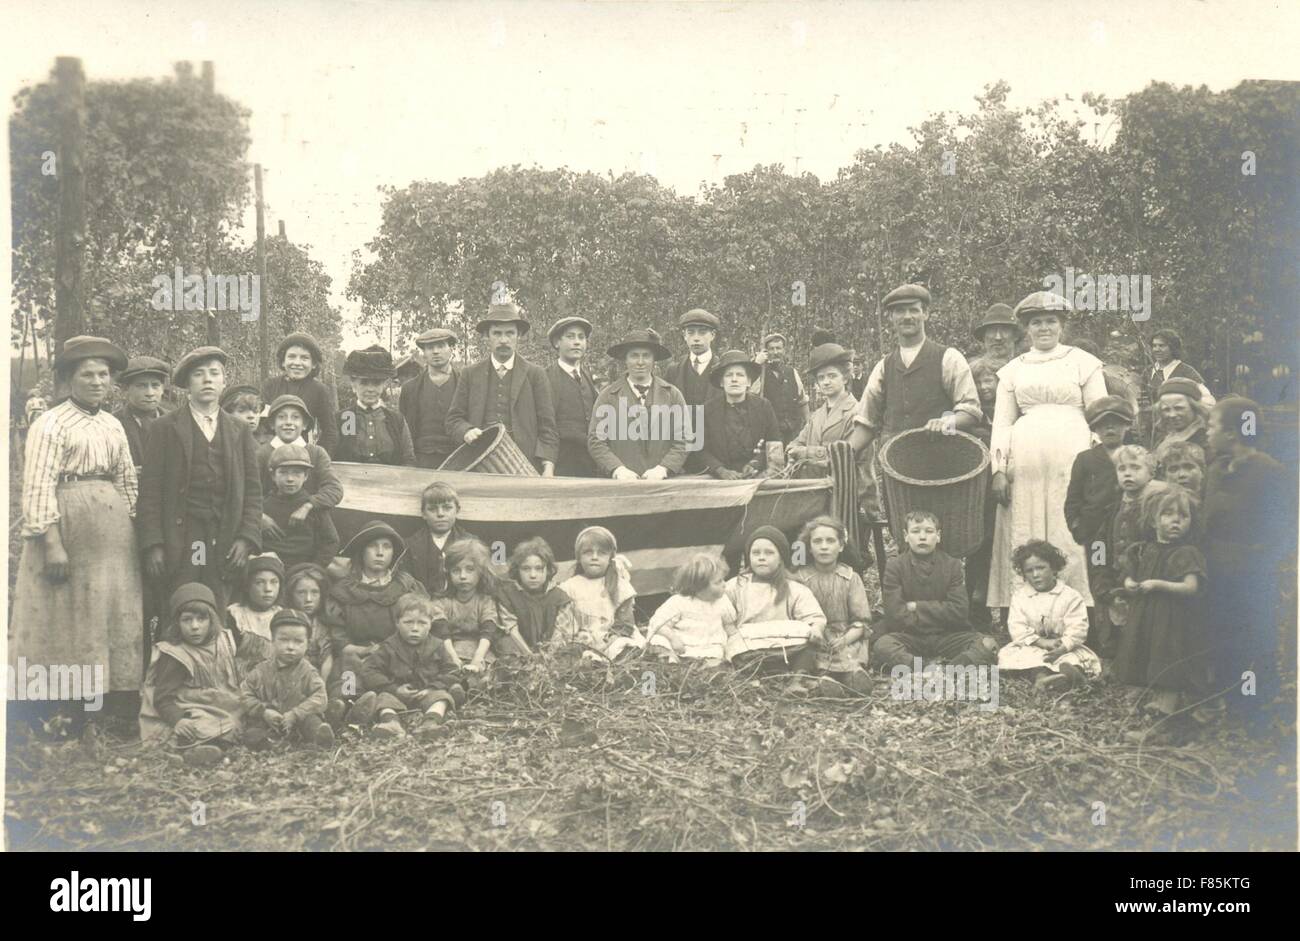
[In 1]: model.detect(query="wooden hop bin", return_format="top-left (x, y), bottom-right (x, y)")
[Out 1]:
top-left (438, 423), bottom-right (539, 476)
top-left (877, 428), bottom-right (990, 557)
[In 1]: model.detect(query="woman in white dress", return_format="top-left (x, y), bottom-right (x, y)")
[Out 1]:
top-left (988, 293), bottom-right (1108, 609)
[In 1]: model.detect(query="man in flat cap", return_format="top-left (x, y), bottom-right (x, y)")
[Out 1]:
top-left (115, 356), bottom-right (172, 472)
top-left (446, 301), bottom-right (559, 475)
top-left (399, 327), bottom-right (463, 469)
top-left (663, 308), bottom-right (723, 409)
top-left (849, 283), bottom-right (983, 459)
top-left (138, 346), bottom-right (262, 611)
top-left (967, 303), bottom-right (1022, 377)
top-left (752, 332), bottom-right (809, 445)
top-left (544, 316), bottom-right (602, 477)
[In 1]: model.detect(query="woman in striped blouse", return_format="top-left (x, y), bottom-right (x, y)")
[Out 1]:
top-left (10, 336), bottom-right (144, 728)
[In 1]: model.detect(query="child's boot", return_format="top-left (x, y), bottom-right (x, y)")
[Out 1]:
top-left (313, 722), bottom-right (337, 748)
top-left (324, 699), bottom-right (347, 729)
top-left (414, 712), bottom-right (449, 741)
top-left (815, 675), bottom-right (848, 699)
top-left (372, 710), bottom-right (405, 739)
top-left (344, 690), bottom-right (379, 726)
top-left (183, 744), bottom-right (224, 767)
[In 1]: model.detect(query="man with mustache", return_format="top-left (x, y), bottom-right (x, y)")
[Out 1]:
top-left (752, 333), bottom-right (809, 445)
top-left (446, 301), bottom-right (559, 476)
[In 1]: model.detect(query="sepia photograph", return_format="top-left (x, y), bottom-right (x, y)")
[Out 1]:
top-left (1, 0), bottom-right (1296, 878)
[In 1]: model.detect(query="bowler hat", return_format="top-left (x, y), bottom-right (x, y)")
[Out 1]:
top-left (58, 336), bottom-right (128, 374)
top-left (268, 443), bottom-right (313, 470)
top-left (709, 350), bottom-right (762, 387)
top-left (476, 301), bottom-right (531, 336)
top-left (607, 328), bottom-right (671, 362)
top-left (1013, 291), bottom-right (1072, 323)
top-left (344, 345), bottom-right (396, 379)
top-left (882, 284), bottom-right (932, 310)
top-left (266, 393), bottom-right (315, 430)
top-left (341, 521), bottom-right (407, 561)
top-left (219, 384), bottom-right (262, 411)
top-left (1157, 378), bottom-right (1202, 402)
top-left (807, 342), bottom-right (853, 376)
top-left (547, 316), bottom-right (594, 345)
top-left (119, 355), bottom-right (171, 386)
top-left (1084, 395), bottom-right (1135, 428)
top-left (172, 346), bottom-right (228, 386)
top-left (276, 332), bottom-right (325, 377)
top-left (678, 308), bottom-right (720, 331)
top-left (972, 303), bottom-right (1022, 340)
top-left (810, 327), bottom-right (837, 347)
top-left (415, 327), bottom-right (460, 348)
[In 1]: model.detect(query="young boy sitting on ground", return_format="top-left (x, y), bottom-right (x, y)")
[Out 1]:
top-left (239, 608), bottom-right (335, 750)
top-left (872, 511), bottom-right (998, 673)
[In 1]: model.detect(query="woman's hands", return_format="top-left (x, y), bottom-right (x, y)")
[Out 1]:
top-left (42, 530), bottom-right (69, 583)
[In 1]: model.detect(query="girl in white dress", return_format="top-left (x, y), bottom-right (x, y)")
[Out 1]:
top-left (555, 526), bottom-right (646, 661)
top-left (998, 540), bottom-right (1100, 691)
top-left (646, 554), bottom-right (736, 665)
top-left (989, 292), bottom-right (1108, 609)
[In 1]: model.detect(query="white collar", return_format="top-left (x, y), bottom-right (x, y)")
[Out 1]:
top-left (691, 350), bottom-right (713, 366)
top-left (1161, 359), bottom-right (1182, 377)
top-left (492, 354), bottom-right (516, 372)
top-left (431, 531), bottom-right (452, 550)
top-left (270, 436), bottom-right (307, 449)
top-left (557, 359), bottom-right (582, 378)
top-left (189, 402), bottom-right (220, 422)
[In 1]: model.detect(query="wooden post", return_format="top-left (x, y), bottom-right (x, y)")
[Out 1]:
top-left (53, 56), bottom-right (86, 355)
top-left (255, 163), bottom-right (269, 381)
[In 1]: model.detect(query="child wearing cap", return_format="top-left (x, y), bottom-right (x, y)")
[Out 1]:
top-left (221, 384), bottom-right (263, 435)
top-left (239, 608), bottom-right (335, 750)
top-left (256, 394), bottom-right (344, 523)
top-left (1065, 396), bottom-right (1133, 656)
top-left (139, 583), bottom-right (271, 766)
top-left (114, 356), bottom-right (171, 471)
top-left (326, 521), bottom-right (427, 706)
top-left (872, 511), bottom-right (999, 673)
top-left (263, 332), bottom-right (339, 457)
top-left (262, 445), bottom-right (341, 568)
top-left (226, 553), bottom-right (285, 643)
top-left (284, 563), bottom-right (334, 694)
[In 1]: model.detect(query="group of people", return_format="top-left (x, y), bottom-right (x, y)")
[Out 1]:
top-left (8, 284), bottom-right (1292, 758)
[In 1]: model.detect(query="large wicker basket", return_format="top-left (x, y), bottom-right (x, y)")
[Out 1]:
top-left (878, 428), bottom-right (990, 557)
top-left (438, 423), bottom-right (539, 476)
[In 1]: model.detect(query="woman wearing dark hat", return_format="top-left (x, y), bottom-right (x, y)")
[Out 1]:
top-left (988, 292), bottom-right (1109, 611)
top-left (263, 331), bottom-right (339, 457)
top-left (698, 351), bottom-right (785, 479)
top-left (335, 345), bottom-right (416, 466)
top-left (1151, 377), bottom-right (1210, 466)
top-left (11, 336), bottom-right (143, 726)
top-left (399, 328), bottom-right (462, 469)
top-left (588, 328), bottom-right (690, 480)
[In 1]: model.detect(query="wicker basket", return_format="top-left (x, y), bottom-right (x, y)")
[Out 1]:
top-left (438, 423), bottom-right (539, 476)
top-left (878, 428), bottom-right (990, 557)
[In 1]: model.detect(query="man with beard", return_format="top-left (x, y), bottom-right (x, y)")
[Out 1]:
top-left (446, 301), bottom-right (558, 476)
top-left (544, 316), bottom-right (602, 477)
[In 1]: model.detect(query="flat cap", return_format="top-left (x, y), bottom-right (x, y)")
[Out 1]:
top-left (1157, 378), bottom-right (1202, 402)
top-left (547, 316), bottom-right (594, 344)
top-left (1014, 291), bottom-right (1072, 322)
top-left (219, 384), bottom-right (262, 411)
top-left (1084, 395), bottom-right (1135, 427)
top-left (414, 327), bottom-right (460, 347)
top-left (119, 356), bottom-right (171, 385)
top-left (172, 346), bottom-right (228, 386)
top-left (268, 443), bottom-right (313, 470)
top-left (678, 308), bottom-right (720, 330)
top-left (270, 608), bottom-right (312, 633)
top-left (882, 284), bottom-right (931, 309)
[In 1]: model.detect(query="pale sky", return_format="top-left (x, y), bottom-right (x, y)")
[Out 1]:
top-left (4, 0), bottom-right (1298, 344)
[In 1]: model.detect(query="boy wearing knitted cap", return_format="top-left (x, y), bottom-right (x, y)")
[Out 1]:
top-left (262, 445), bottom-right (341, 568)
top-left (239, 608), bottom-right (334, 750)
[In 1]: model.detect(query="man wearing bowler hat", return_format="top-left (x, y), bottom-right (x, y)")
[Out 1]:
top-left (399, 327), bottom-right (463, 469)
top-left (588, 328), bottom-right (689, 479)
top-left (446, 301), bottom-right (559, 476)
top-left (138, 346), bottom-right (263, 611)
top-left (115, 356), bottom-right (172, 471)
top-left (663, 308), bottom-right (723, 408)
top-left (544, 315), bottom-right (602, 477)
top-left (967, 303), bottom-right (1022, 376)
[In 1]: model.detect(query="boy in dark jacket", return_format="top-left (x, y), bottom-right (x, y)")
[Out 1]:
top-left (401, 482), bottom-right (473, 596)
top-left (872, 511), bottom-right (997, 671)
top-left (239, 608), bottom-right (334, 749)
top-left (1064, 396), bottom-right (1132, 656)
top-left (356, 593), bottom-right (465, 740)
top-left (262, 445), bottom-right (341, 568)
top-left (255, 394), bottom-right (344, 517)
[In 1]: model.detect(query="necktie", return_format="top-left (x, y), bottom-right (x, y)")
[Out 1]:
top-left (693, 357), bottom-right (703, 375)
top-left (574, 369), bottom-right (583, 385)
top-left (633, 384), bottom-right (650, 402)
top-left (497, 365), bottom-right (508, 379)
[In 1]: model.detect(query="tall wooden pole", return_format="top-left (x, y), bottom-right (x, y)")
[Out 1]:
top-left (54, 56), bottom-right (87, 357)
top-left (255, 164), bottom-right (269, 381)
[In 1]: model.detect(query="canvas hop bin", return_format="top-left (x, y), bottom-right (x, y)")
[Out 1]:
top-left (439, 423), bottom-right (539, 476)
top-left (877, 428), bottom-right (990, 557)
